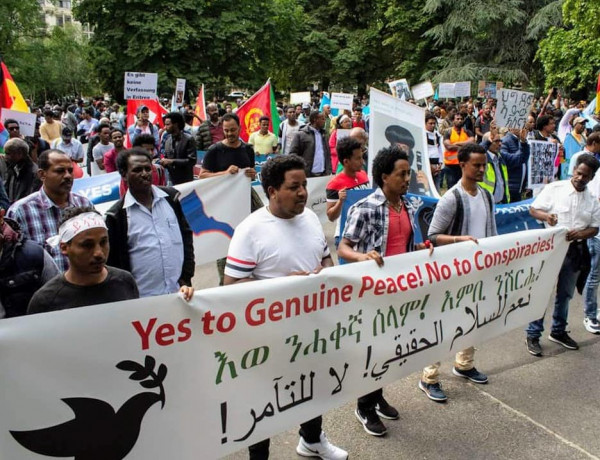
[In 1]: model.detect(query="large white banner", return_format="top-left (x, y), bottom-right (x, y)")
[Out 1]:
top-left (369, 88), bottom-right (438, 198)
top-left (176, 174), bottom-right (250, 265)
top-left (0, 228), bottom-right (568, 459)
top-left (91, 174), bottom-right (251, 264)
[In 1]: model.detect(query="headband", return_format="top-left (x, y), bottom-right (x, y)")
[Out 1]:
top-left (47, 212), bottom-right (107, 247)
top-left (339, 115), bottom-right (351, 125)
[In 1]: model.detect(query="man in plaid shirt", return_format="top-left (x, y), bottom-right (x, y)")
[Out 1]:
top-left (7, 150), bottom-right (92, 272)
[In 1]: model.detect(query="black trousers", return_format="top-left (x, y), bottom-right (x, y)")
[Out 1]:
top-left (248, 416), bottom-right (322, 459)
top-left (357, 388), bottom-right (383, 411)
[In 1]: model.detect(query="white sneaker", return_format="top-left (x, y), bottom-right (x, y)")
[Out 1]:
top-left (584, 317), bottom-right (600, 334)
top-left (296, 431), bottom-right (348, 459)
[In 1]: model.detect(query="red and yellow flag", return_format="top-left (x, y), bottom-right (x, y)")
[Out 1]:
top-left (596, 73), bottom-right (600, 116)
top-left (236, 80), bottom-right (280, 142)
top-left (0, 59), bottom-right (29, 116)
top-left (193, 84), bottom-right (207, 127)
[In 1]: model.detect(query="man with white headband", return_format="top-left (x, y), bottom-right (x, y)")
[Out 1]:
top-left (27, 206), bottom-right (139, 314)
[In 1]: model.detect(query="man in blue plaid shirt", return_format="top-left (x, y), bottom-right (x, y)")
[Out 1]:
top-left (7, 150), bottom-right (92, 272)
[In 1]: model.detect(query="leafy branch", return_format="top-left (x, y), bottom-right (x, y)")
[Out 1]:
top-left (116, 356), bottom-right (167, 408)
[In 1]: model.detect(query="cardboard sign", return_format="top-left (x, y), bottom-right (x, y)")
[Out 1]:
top-left (124, 72), bottom-right (158, 100)
top-left (454, 81), bottom-right (472, 98)
top-left (330, 92), bottom-right (354, 112)
top-left (290, 92), bottom-right (311, 104)
top-left (175, 78), bottom-right (186, 104)
top-left (411, 81), bottom-right (434, 100)
top-left (438, 83), bottom-right (455, 99)
top-left (496, 89), bottom-right (535, 129)
top-left (0, 108), bottom-right (36, 137)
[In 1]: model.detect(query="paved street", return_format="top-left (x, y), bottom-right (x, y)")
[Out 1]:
top-left (193, 219), bottom-right (600, 460)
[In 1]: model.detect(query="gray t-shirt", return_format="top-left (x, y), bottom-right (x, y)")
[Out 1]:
top-left (27, 266), bottom-right (139, 314)
top-left (92, 142), bottom-right (114, 161)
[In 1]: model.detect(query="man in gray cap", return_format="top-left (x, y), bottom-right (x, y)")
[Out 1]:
top-left (51, 127), bottom-right (85, 164)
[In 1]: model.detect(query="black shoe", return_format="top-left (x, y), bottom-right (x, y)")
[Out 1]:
top-left (375, 397), bottom-right (399, 420)
top-left (549, 331), bottom-right (579, 350)
top-left (526, 337), bottom-right (542, 356)
top-left (452, 367), bottom-right (488, 384)
top-left (355, 407), bottom-right (387, 436)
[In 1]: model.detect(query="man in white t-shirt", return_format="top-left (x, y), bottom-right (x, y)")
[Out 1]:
top-left (424, 143), bottom-right (496, 401)
top-left (91, 123), bottom-right (114, 174)
top-left (224, 155), bottom-right (347, 460)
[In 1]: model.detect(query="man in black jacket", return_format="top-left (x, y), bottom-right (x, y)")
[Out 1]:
top-left (160, 112), bottom-right (197, 184)
top-left (0, 209), bottom-right (59, 318)
top-left (288, 110), bottom-right (332, 177)
top-left (105, 148), bottom-right (194, 298)
top-left (3, 138), bottom-right (40, 204)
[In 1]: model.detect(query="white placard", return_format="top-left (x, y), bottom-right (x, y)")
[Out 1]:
top-left (528, 141), bottom-right (559, 189)
top-left (175, 78), bottom-right (186, 104)
top-left (330, 92), bottom-right (354, 112)
top-left (124, 71), bottom-right (158, 100)
top-left (411, 81), bottom-right (434, 100)
top-left (496, 89), bottom-right (535, 129)
top-left (388, 79), bottom-right (412, 101)
top-left (454, 81), bottom-right (472, 98)
top-left (438, 83), bottom-right (455, 99)
top-left (1, 108), bottom-right (36, 137)
top-left (290, 92), bottom-right (311, 104)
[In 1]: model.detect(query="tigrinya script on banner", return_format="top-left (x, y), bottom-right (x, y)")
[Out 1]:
top-left (0, 228), bottom-right (568, 459)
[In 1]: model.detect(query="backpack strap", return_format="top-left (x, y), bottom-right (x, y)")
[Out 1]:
top-left (450, 188), bottom-right (464, 236)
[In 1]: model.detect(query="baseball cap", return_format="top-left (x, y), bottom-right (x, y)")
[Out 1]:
top-left (573, 116), bottom-right (587, 125)
top-left (62, 127), bottom-right (73, 136)
top-left (302, 102), bottom-right (310, 109)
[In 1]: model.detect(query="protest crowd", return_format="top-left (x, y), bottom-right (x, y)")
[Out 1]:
top-left (2, 68), bottom-right (600, 459)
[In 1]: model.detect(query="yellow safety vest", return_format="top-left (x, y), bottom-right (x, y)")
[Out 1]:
top-left (443, 128), bottom-right (469, 165)
top-left (479, 156), bottom-right (510, 203)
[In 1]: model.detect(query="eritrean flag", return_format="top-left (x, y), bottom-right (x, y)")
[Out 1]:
top-left (236, 79), bottom-right (280, 142)
top-left (0, 58), bottom-right (28, 118)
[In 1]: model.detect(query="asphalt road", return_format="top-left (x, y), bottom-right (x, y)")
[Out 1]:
top-left (193, 219), bottom-right (600, 460)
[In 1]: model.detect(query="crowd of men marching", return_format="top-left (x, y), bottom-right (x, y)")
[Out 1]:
top-left (1, 87), bottom-right (600, 459)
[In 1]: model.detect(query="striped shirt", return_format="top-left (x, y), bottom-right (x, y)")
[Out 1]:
top-left (7, 188), bottom-right (92, 272)
top-left (225, 207), bottom-right (329, 280)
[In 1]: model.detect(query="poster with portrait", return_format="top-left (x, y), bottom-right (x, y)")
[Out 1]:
top-left (388, 79), bottom-right (412, 101)
top-left (528, 140), bottom-right (559, 189)
top-left (368, 88), bottom-right (439, 198)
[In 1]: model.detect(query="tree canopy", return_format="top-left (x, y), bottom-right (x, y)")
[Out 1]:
top-left (3, 0), bottom-right (599, 100)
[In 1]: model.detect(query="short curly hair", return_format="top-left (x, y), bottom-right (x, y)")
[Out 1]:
top-left (261, 155), bottom-right (306, 197)
top-left (372, 146), bottom-right (409, 189)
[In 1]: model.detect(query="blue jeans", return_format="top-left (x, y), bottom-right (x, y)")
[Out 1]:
top-left (526, 247), bottom-right (580, 338)
top-left (583, 238), bottom-right (600, 319)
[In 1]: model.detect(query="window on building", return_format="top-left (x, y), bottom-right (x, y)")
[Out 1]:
top-left (56, 15), bottom-right (64, 26)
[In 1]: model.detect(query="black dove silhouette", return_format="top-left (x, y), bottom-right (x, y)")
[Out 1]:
top-left (10, 355), bottom-right (167, 460)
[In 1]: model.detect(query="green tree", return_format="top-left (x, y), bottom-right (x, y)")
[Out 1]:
top-left (421, 0), bottom-right (559, 87)
top-left (74, 0), bottom-right (301, 100)
top-left (537, 0), bottom-right (600, 94)
top-left (0, 0), bottom-right (44, 58)
top-left (11, 25), bottom-right (100, 101)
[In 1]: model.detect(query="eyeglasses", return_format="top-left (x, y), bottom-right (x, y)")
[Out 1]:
top-left (7, 126), bottom-right (19, 131)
